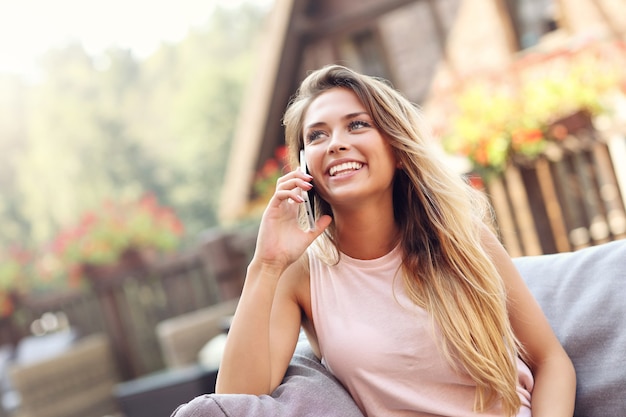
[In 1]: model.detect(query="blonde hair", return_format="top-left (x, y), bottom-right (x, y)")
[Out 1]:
top-left (283, 65), bottom-right (523, 416)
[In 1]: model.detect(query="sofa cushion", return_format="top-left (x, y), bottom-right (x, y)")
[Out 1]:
top-left (170, 339), bottom-right (364, 417)
top-left (512, 239), bottom-right (626, 417)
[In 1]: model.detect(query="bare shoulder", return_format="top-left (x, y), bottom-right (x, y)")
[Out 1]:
top-left (478, 223), bottom-right (514, 270)
top-left (477, 223), bottom-right (532, 305)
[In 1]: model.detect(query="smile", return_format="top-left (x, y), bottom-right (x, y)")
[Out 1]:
top-left (329, 162), bottom-right (363, 177)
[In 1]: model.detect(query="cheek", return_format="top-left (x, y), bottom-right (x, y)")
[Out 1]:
top-left (304, 149), bottom-right (324, 177)
top-left (373, 140), bottom-right (396, 168)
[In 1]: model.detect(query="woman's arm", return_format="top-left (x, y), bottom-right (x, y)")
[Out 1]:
top-left (482, 230), bottom-right (576, 417)
top-left (215, 169), bottom-right (331, 395)
top-left (215, 258), bottom-right (304, 394)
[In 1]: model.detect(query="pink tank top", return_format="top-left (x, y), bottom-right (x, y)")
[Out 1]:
top-left (309, 244), bottom-right (533, 417)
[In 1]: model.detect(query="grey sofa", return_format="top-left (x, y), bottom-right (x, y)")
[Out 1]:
top-left (171, 239), bottom-right (626, 417)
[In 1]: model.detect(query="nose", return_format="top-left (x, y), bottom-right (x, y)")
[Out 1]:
top-left (326, 131), bottom-right (350, 154)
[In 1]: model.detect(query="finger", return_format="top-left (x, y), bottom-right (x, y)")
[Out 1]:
top-left (302, 214), bottom-right (332, 236)
top-left (315, 214), bottom-right (333, 232)
top-left (270, 189), bottom-right (304, 205)
top-left (275, 177), bottom-right (313, 194)
top-left (277, 169), bottom-right (313, 186)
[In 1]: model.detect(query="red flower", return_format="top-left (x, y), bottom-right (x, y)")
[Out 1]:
top-left (252, 146), bottom-right (290, 200)
top-left (511, 129), bottom-right (544, 149)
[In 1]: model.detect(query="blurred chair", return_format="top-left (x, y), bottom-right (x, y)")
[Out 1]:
top-left (114, 299), bottom-right (238, 417)
top-left (8, 333), bottom-right (120, 417)
top-left (156, 298), bottom-right (238, 368)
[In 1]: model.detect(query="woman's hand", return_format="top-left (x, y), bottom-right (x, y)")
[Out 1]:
top-left (216, 169), bottom-right (331, 395)
top-left (254, 169), bottom-right (332, 270)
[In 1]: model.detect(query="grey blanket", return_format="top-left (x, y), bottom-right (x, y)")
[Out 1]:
top-left (170, 341), bottom-right (364, 417)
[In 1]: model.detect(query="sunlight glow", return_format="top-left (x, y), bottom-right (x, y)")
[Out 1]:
top-left (0, 0), bottom-right (273, 76)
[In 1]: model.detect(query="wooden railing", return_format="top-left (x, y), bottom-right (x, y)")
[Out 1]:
top-left (4, 227), bottom-right (258, 380)
top-left (479, 124), bottom-right (626, 257)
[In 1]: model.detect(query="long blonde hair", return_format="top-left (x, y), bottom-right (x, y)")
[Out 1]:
top-left (283, 65), bottom-right (523, 416)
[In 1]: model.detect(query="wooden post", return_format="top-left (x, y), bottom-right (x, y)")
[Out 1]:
top-left (571, 141), bottom-right (610, 245)
top-left (535, 157), bottom-right (571, 252)
top-left (591, 139), bottom-right (626, 239)
top-left (199, 229), bottom-right (252, 302)
top-left (85, 250), bottom-right (150, 380)
top-left (504, 164), bottom-right (543, 255)
top-left (553, 151), bottom-right (591, 249)
top-left (92, 283), bottom-right (138, 380)
top-left (485, 176), bottom-right (523, 257)
top-left (606, 133), bottom-right (626, 210)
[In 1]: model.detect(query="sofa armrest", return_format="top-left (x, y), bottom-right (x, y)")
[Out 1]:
top-left (171, 340), bottom-right (364, 417)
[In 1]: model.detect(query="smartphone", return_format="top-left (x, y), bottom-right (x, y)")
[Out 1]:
top-left (299, 150), bottom-right (316, 230)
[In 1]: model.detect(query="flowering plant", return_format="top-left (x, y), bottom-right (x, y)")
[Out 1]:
top-left (442, 40), bottom-right (625, 177)
top-left (252, 146), bottom-right (290, 201)
top-left (0, 246), bottom-right (32, 317)
top-left (52, 194), bottom-right (184, 271)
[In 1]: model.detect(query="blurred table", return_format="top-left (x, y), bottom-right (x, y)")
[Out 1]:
top-left (14, 328), bottom-right (78, 365)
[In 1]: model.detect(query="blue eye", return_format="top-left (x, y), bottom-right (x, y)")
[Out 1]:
top-left (307, 130), bottom-right (325, 142)
top-left (348, 120), bottom-right (371, 131)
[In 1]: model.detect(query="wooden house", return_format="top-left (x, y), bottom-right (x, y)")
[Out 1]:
top-left (220, 0), bottom-right (626, 255)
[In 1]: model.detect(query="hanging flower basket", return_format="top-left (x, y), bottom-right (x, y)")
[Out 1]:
top-left (50, 194), bottom-right (183, 288)
top-left (547, 109), bottom-right (594, 140)
top-left (441, 40), bottom-right (625, 179)
top-left (81, 247), bottom-right (151, 289)
top-left (0, 246), bottom-right (32, 318)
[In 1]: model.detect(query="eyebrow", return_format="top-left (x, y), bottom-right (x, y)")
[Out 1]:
top-left (304, 111), bottom-right (370, 130)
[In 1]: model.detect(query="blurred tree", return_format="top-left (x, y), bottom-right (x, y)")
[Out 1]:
top-left (138, 4), bottom-right (266, 233)
top-left (0, 2), bottom-right (268, 249)
top-left (0, 75), bottom-right (30, 244)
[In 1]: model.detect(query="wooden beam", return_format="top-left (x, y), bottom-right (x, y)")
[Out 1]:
top-left (294, 0), bottom-right (421, 38)
top-left (492, 0), bottom-right (522, 53)
top-left (425, 0), bottom-right (460, 82)
top-left (219, 0), bottom-right (297, 223)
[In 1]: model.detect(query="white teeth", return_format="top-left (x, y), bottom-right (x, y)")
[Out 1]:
top-left (329, 162), bottom-right (363, 176)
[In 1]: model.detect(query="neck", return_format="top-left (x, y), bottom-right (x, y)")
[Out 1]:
top-left (333, 204), bottom-right (400, 260)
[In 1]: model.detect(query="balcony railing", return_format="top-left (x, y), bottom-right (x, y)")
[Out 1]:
top-left (3, 228), bottom-right (257, 380)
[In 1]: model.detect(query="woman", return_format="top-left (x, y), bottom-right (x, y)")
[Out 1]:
top-left (215, 65), bottom-right (575, 416)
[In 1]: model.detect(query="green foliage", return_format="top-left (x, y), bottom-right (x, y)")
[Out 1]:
top-left (0, 2), bottom-right (268, 251)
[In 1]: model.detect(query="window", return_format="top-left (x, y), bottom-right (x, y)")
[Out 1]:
top-left (506, 0), bottom-right (558, 49)
top-left (340, 29), bottom-right (392, 80)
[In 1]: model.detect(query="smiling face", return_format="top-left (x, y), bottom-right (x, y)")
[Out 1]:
top-left (302, 87), bottom-right (397, 209)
